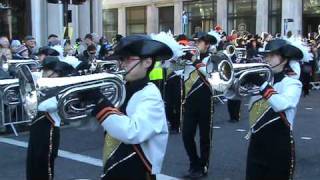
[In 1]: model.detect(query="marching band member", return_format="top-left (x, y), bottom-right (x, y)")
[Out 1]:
top-left (181, 32), bottom-right (217, 178)
top-left (245, 39), bottom-right (303, 180)
top-left (163, 34), bottom-right (189, 134)
top-left (26, 56), bottom-right (76, 180)
top-left (78, 34), bottom-right (173, 180)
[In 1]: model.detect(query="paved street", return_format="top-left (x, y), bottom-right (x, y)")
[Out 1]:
top-left (0, 90), bottom-right (319, 180)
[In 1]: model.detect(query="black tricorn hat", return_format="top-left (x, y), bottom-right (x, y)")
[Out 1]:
top-left (41, 56), bottom-right (75, 77)
top-left (259, 39), bottom-right (303, 60)
top-left (108, 35), bottom-right (173, 61)
top-left (38, 46), bottom-right (60, 56)
top-left (175, 34), bottom-right (189, 41)
top-left (53, 61), bottom-right (76, 77)
top-left (41, 56), bottom-right (60, 70)
top-left (193, 32), bottom-right (217, 45)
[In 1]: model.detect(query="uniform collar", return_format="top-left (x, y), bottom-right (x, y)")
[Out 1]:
top-left (120, 77), bottom-right (149, 113)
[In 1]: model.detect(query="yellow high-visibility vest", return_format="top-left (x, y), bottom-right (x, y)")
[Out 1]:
top-left (149, 61), bottom-right (163, 80)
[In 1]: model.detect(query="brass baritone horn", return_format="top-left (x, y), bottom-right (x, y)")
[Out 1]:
top-left (223, 44), bottom-right (247, 60)
top-left (92, 60), bottom-right (121, 73)
top-left (17, 65), bottom-right (126, 121)
top-left (231, 63), bottom-right (273, 97)
top-left (206, 52), bottom-right (234, 93)
top-left (2, 59), bottom-right (40, 72)
top-left (0, 79), bottom-right (20, 106)
top-left (205, 52), bottom-right (273, 98)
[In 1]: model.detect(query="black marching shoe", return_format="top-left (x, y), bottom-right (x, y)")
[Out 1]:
top-left (188, 166), bottom-right (208, 179)
top-left (228, 119), bottom-right (239, 123)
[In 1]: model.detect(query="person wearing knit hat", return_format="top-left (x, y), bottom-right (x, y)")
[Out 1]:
top-left (13, 45), bottom-right (29, 59)
top-left (26, 55), bottom-right (76, 180)
top-left (24, 35), bottom-right (37, 55)
top-left (245, 39), bottom-right (303, 180)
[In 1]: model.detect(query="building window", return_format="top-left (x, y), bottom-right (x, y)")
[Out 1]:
top-left (126, 6), bottom-right (146, 35)
top-left (159, 6), bottom-right (174, 33)
top-left (303, 0), bottom-right (320, 35)
top-left (183, 0), bottom-right (217, 37)
top-left (227, 0), bottom-right (256, 34)
top-left (103, 9), bottom-right (118, 41)
top-left (0, 0), bottom-right (31, 40)
top-left (268, 0), bottom-right (282, 35)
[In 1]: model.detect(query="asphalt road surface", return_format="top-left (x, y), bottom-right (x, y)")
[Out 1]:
top-left (0, 90), bottom-right (319, 180)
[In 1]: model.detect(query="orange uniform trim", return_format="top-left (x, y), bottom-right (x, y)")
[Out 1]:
top-left (96, 107), bottom-right (122, 124)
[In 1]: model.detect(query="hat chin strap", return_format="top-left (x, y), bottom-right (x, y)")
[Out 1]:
top-left (124, 60), bottom-right (143, 76)
top-left (271, 60), bottom-right (287, 73)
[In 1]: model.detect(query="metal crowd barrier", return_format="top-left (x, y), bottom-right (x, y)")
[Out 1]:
top-left (310, 81), bottom-right (320, 90)
top-left (0, 79), bottom-right (32, 136)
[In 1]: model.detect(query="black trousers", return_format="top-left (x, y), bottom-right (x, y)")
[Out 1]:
top-left (246, 120), bottom-right (295, 180)
top-left (27, 118), bottom-right (60, 180)
top-left (164, 74), bottom-right (182, 131)
top-left (102, 151), bottom-right (155, 180)
top-left (227, 99), bottom-right (241, 121)
top-left (182, 85), bottom-right (213, 170)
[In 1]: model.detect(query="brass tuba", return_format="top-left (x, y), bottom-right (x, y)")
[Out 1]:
top-left (17, 65), bottom-right (126, 121)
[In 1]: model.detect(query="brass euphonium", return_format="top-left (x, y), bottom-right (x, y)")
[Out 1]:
top-left (17, 65), bottom-right (126, 121)
top-left (223, 44), bottom-right (247, 60)
top-left (91, 60), bottom-right (122, 73)
top-left (206, 52), bottom-right (272, 98)
top-left (2, 59), bottom-right (40, 72)
top-left (230, 63), bottom-right (273, 97)
top-left (0, 79), bottom-right (20, 105)
top-left (206, 52), bottom-right (235, 93)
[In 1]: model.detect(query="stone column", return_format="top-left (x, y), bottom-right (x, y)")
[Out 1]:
top-left (118, 7), bottom-right (126, 36)
top-left (174, 1), bottom-right (183, 35)
top-left (256, 0), bottom-right (268, 34)
top-left (147, 4), bottom-right (159, 34)
top-left (217, 0), bottom-right (227, 33)
top-left (47, 3), bottom-right (64, 39)
top-left (282, 0), bottom-right (302, 36)
top-left (78, 1), bottom-right (91, 39)
top-left (30, 0), bottom-right (42, 44)
top-left (92, 0), bottom-right (103, 36)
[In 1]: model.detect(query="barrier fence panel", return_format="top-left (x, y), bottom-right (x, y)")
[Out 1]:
top-left (0, 82), bottom-right (32, 136)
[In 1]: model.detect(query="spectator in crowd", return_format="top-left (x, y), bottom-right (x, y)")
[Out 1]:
top-left (0, 36), bottom-right (12, 60)
top-left (24, 35), bottom-right (37, 56)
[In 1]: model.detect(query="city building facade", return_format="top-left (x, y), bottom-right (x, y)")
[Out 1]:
top-left (102, 0), bottom-right (320, 39)
top-left (0, 0), bottom-right (103, 45)
top-left (1, 0), bottom-right (320, 45)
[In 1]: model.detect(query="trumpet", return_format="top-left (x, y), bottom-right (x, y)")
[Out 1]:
top-left (17, 65), bottom-right (126, 121)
